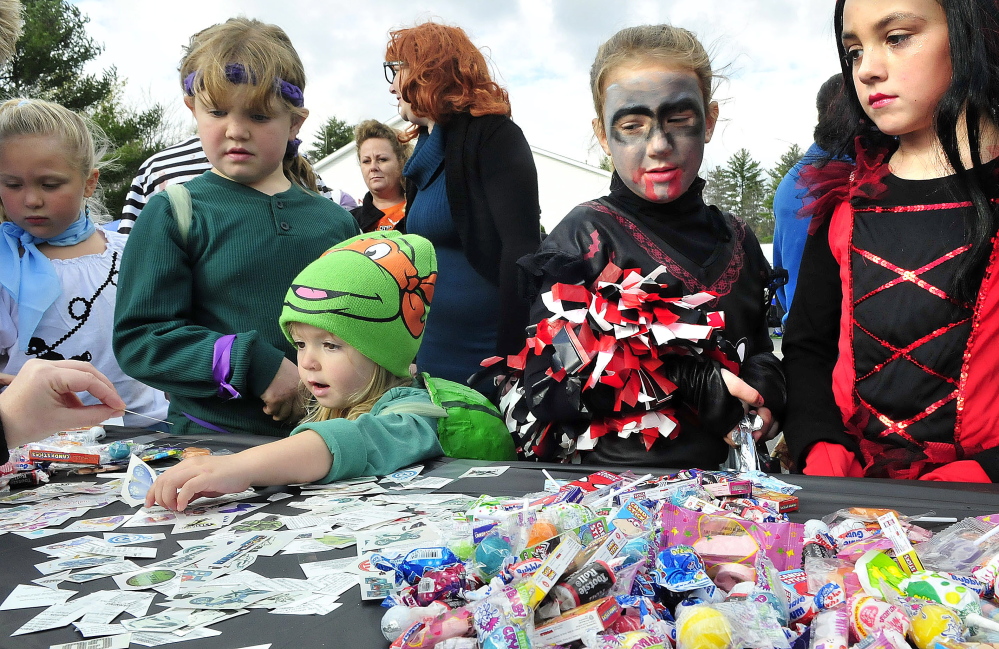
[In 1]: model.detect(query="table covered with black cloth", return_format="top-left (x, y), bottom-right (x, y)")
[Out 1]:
top-left (1, 428), bottom-right (997, 649)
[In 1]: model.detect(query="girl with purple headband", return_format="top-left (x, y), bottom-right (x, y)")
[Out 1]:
top-left (113, 17), bottom-right (359, 437)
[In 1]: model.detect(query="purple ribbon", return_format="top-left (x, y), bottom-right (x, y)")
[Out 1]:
top-left (182, 412), bottom-right (232, 434)
top-left (183, 64), bottom-right (305, 107)
top-left (212, 334), bottom-right (241, 400)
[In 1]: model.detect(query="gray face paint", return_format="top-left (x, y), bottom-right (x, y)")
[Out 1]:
top-left (602, 68), bottom-right (708, 203)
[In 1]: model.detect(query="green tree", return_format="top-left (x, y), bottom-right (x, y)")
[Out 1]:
top-left (307, 116), bottom-right (354, 161)
top-left (763, 143), bottom-right (804, 213)
top-left (0, 0), bottom-right (173, 217)
top-left (90, 84), bottom-right (169, 217)
top-left (0, 0), bottom-right (116, 111)
top-left (704, 149), bottom-right (771, 240)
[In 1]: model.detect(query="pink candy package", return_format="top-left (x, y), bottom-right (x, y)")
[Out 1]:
top-left (661, 503), bottom-right (804, 572)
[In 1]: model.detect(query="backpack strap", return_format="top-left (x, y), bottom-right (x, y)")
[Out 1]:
top-left (164, 184), bottom-right (193, 247)
top-left (380, 401), bottom-right (449, 418)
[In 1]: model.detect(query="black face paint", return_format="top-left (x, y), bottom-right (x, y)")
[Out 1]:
top-left (602, 68), bottom-right (709, 203)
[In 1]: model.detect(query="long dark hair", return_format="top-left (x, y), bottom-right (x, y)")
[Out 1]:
top-left (832, 0), bottom-right (999, 302)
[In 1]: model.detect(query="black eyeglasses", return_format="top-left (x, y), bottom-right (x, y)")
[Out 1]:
top-left (383, 61), bottom-right (406, 84)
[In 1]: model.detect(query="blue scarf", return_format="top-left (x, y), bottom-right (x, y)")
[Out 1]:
top-left (0, 209), bottom-right (96, 351)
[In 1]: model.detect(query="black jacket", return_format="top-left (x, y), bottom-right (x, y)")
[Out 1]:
top-left (406, 112), bottom-right (541, 356)
top-left (350, 192), bottom-right (407, 234)
top-left (518, 179), bottom-right (785, 467)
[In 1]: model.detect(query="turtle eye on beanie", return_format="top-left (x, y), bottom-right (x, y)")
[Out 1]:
top-left (279, 231), bottom-right (437, 378)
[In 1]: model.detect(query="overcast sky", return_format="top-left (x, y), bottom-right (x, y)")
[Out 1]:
top-left (75, 0), bottom-right (839, 172)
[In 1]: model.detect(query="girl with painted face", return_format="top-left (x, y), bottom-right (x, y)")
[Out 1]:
top-left (783, 0), bottom-right (999, 482)
top-left (509, 25), bottom-right (785, 468)
top-left (113, 18), bottom-right (359, 437)
top-left (0, 98), bottom-right (166, 427)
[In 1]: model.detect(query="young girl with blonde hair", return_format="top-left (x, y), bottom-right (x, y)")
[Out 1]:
top-left (509, 25), bottom-right (784, 467)
top-left (0, 98), bottom-right (167, 425)
top-left (147, 232), bottom-right (444, 511)
top-left (114, 17), bottom-right (358, 437)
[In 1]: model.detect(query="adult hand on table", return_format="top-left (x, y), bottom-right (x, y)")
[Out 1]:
top-left (0, 359), bottom-right (126, 448)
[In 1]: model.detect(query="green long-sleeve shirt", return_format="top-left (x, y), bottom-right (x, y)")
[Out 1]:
top-left (291, 385), bottom-right (444, 482)
top-left (113, 172), bottom-right (360, 436)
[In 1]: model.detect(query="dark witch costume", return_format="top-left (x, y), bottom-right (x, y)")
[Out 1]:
top-left (498, 174), bottom-right (785, 467)
top-left (784, 141), bottom-right (999, 481)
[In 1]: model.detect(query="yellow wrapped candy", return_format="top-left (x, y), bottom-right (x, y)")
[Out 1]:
top-left (676, 605), bottom-right (732, 649)
top-left (909, 603), bottom-right (965, 649)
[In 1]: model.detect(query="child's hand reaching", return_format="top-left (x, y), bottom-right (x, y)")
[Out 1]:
top-left (146, 432), bottom-right (333, 511)
top-left (721, 369), bottom-right (778, 447)
top-left (261, 358), bottom-right (304, 422)
top-left (145, 454), bottom-right (251, 511)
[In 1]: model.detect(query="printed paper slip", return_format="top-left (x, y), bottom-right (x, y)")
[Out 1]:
top-left (32, 569), bottom-right (72, 589)
top-left (0, 583), bottom-right (74, 610)
top-left (329, 507), bottom-right (409, 530)
top-left (103, 532), bottom-right (165, 545)
top-left (63, 515), bottom-right (129, 533)
top-left (457, 465), bottom-right (510, 479)
top-left (49, 633), bottom-right (131, 649)
top-left (64, 560), bottom-right (141, 583)
top-left (392, 476), bottom-right (454, 490)
top-left (71, 622), bottom-right (128, 638)
top-left (120, 453), bottom-right (157, 507)
top-left (130, 627), bottom-right (221, 647)
top-left (11, 601), bottom-right (86, 635)
top-left (271, 598), bottom-right (342, 615)
top-left (35, 554), bottom-right (121, 575)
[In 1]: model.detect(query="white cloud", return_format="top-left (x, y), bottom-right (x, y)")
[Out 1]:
top-left (73, 0), bottom-right (838, 172)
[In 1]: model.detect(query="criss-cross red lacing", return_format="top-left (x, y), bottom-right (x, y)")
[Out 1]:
top-left (850, 207), bottom-right (974, 444)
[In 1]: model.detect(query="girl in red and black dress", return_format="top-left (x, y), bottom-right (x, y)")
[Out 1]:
top-left (783, 0), bottom-right (999, 482)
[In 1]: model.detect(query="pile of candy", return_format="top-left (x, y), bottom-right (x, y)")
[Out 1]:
top-left (0, 426), bottom-right (157, 488)
top-left (370, 469), bottom-right (999, 649)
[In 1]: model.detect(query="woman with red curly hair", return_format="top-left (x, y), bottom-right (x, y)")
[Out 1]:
top-left (384, 22), bottom-right (541, 396)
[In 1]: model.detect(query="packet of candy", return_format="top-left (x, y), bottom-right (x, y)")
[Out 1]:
top-left (918, 518), bottom-right (999, 574)
top-left (652, 545), bottom-right (712, 592)
top-left (675, 601), bottom-right (789, 649)
top-left (849, 594), bottom-right (911, 642)
top-left (810, 606), bottom-right (850, 649)
top-left (389, 606), bottom-right (474, 649)
top-left (854, 550), bottom-right (908, 598)
top-left (662, 503), bottom-right (804, 572)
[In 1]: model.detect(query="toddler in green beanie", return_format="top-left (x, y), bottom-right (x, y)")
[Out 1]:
top-left (146, 232), bottom-right (447, 510)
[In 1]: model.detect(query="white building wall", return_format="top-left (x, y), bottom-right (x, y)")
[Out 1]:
top-left (312, 122), bottom-right (611, 234)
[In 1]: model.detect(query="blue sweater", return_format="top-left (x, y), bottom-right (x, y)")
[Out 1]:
top-left (405, 127), bottom-right (500, 386)
top-left (772, 143), bottom-right (827, 326)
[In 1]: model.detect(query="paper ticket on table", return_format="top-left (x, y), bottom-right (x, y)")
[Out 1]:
top-left (121, 454), bottom-right (157, 507)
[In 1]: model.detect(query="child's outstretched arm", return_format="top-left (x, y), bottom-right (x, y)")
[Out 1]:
top-left (146, 432), bottom-right (331, 511)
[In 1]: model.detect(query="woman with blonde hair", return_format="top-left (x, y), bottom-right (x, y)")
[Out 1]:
top-left (350, 119), bottom-right (410, 232)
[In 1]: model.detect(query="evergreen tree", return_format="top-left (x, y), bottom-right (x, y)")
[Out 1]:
top-left (0, 0), bottom-right (172, 217)
top-left (0, 0), bottom-right (115, 111)
top-left (90, 84), bottom-right (169, 218)
top-left (704, 149), bottom-right (771, 238)
top-left (763, 143), bottom-right (805, 213)
top-left (306, 116), bottom-right (354, 161)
